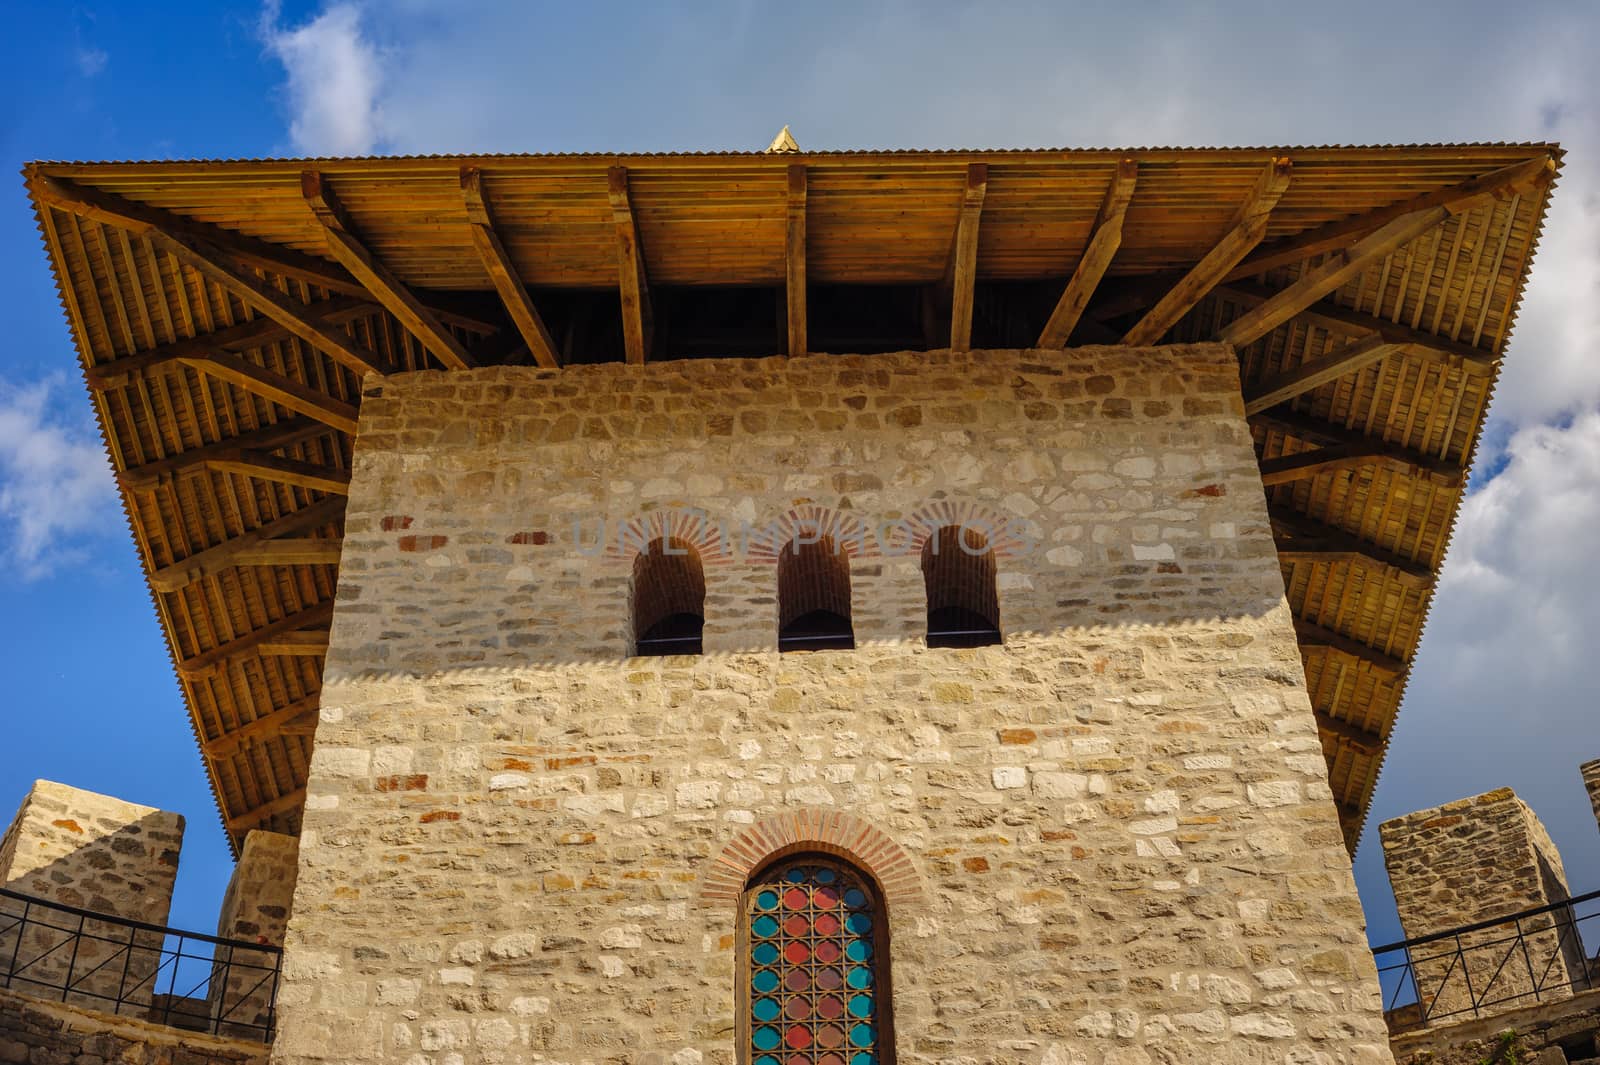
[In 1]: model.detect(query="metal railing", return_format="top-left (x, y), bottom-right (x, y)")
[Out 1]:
top-left (1373, 887), bottom-right (1600, 1030)
top-left (0, 886), bottom-right (281, 1043)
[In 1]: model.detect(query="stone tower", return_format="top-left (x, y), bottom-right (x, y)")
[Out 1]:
top-left (270, 345), bottom-right (1392, 1064)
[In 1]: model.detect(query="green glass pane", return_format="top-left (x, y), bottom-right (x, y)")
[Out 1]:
top-left (848, 994), bottom-right (873, 1018)
top-left (756, 1057), bottom-right (782, 1065)
top-left (843, 888), bottom-right (867, 908)
top-left (752, 916), bottom-right (780, 940)
top-left (851, 1053), bottom-right (876, 1065)
top-left (752, 997), bottom-right (781, 1022)
top-left (849, 1022), bottom-right (876, 1047)
top-left (755, 889), bottom-right (780, 911)
top-left (752, 970), bottom-right (780, 994)
top-left (752, 942), bottom-right (780, 966)
top-left (753, 1026), bottom-right (781, 1051)
top-left (846, 912), bottom-right (872, 935)
top-left (846, 967), bottom-right (872, 990)
top-left (844, 940), bottom-right (872, 963)
top-left (815, 868), bottom-right (837, 884)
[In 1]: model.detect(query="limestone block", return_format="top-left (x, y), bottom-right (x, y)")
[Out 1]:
top-left (210, 830), bottom-right (299, 1038)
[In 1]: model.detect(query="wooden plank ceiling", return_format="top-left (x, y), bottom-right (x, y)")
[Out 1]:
top-left (23, 145), bottom-right (1559, 853)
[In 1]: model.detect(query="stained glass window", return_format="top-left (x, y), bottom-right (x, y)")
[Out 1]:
top-left (744, 857), bottom-right (888, 1064)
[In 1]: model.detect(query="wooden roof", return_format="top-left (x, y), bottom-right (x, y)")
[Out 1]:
top-left (22, 145), bottom-right (1559, 853)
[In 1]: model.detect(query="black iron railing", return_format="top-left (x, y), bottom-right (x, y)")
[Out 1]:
top-left (0, 886), bottom-right (281, 1043)
top-left (1373, 887), bottom-right (1600, 1029)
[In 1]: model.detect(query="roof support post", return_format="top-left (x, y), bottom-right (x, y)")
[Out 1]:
top-left (227, 539), bottom-right (344, 566)
top-left (460, 167), bottom-right (561, 369)
top-left (302, 170), bottom-right (475, 370)
top-left (150, 496), bottom-right (346, 592)
top-left (203, 693), bottom-right (321, 759)
top-left (948, 163), bottom-right (988, 351)
top-left (608, 167), bottom-right (653, 364)
top-left (1251, 408), bottom-right (1465, 487)
top-left (176, 601), bottom-right (336, 676)
top-left (786, 164), bottom-right (808, 356)
top-left (179, 353), bottom-right (360, 434)
top-left (206, 452), bottom-right (352, 495)
top-left (1037, 158), bottom-right (1137, 348)
top-left (117, 417), bottom-right (328, 491)
top-left (1244, 334), bottom-right (1398, 415)
top-left (1122, 157), bottom-right (1292, 346)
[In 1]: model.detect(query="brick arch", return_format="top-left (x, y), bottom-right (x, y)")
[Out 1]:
top-left (744, 504), bottom-right (876, 564)
top-left (605, 508), bottom-right (734, 565)
top-left (700, 810), bottom-right (922, 909)
top-left (894, 500), bottom-right (1030, 559)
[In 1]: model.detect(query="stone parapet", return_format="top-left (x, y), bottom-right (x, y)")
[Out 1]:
top-left (0, 779), bottom-right (184, 1013)
top-left (0, 985), bottom-right (266, 1065)
top-left (1380, 787), bottom-right (1585, 1021)
top-left (1583, 758), bottom-right (1600, 835)
top-left (210, 830), bottom-right (299, 1039)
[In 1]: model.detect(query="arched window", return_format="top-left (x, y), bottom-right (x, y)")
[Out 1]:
top-left (632, 537), bottom-right (705, 655)
top-left (921, 525), bottom-right (1001, 648)
top-left (743, 856), bottom-right (892, 1063)
top-left (778, 534), bottom-right (854, 652)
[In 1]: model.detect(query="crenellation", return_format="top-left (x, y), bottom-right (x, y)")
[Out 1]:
top-left (269, 345), bottom-right (1395, 1064)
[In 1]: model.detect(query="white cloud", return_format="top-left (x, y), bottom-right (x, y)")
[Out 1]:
top-left (0, 377), bottom-right (120, 580)
top-left (74, 46), bottom-right (108, 78)
top-left (259, 1), bottom-right (387, 156)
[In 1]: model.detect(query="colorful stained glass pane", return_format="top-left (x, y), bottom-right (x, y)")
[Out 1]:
top-left (746, 859), bottom-right (883, 1062)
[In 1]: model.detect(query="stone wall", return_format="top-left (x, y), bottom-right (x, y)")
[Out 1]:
top-left (210, 830), bottom-right (300, 1039)
top-left (272, 346), bottom-right (1394, 1065)
top-left (1388, 986), bottom-right (1600, 1065)
top-left (0, 779), bottom-right (184, 1013)
top-left (0, 985), bottom-right (267, 1065)
top-left (1380, 788), bottom-right (1586, 1022)
top-left (1583, 759), bottom-right (1600, 836)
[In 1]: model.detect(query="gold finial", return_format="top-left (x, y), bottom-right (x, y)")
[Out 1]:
top-left (765, 125), bottom-right (799, 153)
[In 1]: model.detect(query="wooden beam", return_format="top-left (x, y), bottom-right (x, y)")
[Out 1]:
top-left (180, 352), bottom-right (360, 434)
top-left (302, 171), bottom-right (474, 371)
top-left (607, 167), bottom-right (653, 364)
top-left (207, 452), bottom-right (351, 495)
top-left (177, 601), bottom-right (335, 676)
top-left (118, 418), bottom-right (328, 491)
top-left (1269, 505), bottom-right (1433, 590)
top-left (1122, 157), bottom-right (1292, 346)
top-left (257, 630), bottom-right (330, 656)
top-left (1314, 709), bottom-right (1385, 756)
top-left (1038, 159), bottom-right (1137, 348)
top-left (948, 164), bottom-right (988, 352)
top-left (786, 164), bottom-right (808, 357)
top-left (460, 167), bottom-right (559, 369)
top-left (84, 298), bottom-right (378, 390)
top-left (228, 539), bottom-right (343, 566)
top-left (1244, 334), bottom-right (1397, 415)
top-left (151, 497), bottom-right (345, 593)
top-left (204, 693), bottom-right (320, 759)
top-left (150, 230), bottom-right (394, 377)
top-left (1259, 442), bottom-right (1385, 486)
top-left (1294, 618), bottom-right (1408, 679)
top-left (227, 789), bottom-right (307, 833)
top-left (1251, 408), bottom-right (1464, 487)
top-left (1224, 155), bottom-right (1556, 282)
top-left (1216, 282), bottom-right (1497, 375)
top-left (29, 173), bottom-right (499, 335)
top-left (1218, 207), bottom-right (1453, 348)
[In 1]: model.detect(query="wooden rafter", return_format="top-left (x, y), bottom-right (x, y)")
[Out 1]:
top-left (29, 173), bottom-right (498, 335)
top-left (118, 418), bottom-right (328, 490)
top-left (1215, 283), bottom-right (1497, 375)
top-left (1315, 710), bottom-right (1384, 756)
top-left (1122, 157), bottom-right (1291, 347)
top-left (257, 630), bottom-right (331, 656)
top-left (207, 451), bottom-right (351, 495)
top-left (204, 693), bottom-right (320, 759)
top-left (786, 164), bottom-right (808, 357)
top-left (1259, 442), bottom-right (1385, 486)
top-left (607, 167), bottom-right (653, 364)
top-left (83, 297), bottom-right (377, 390)
top-left (1244, 334), bottom-right (1398, 415)
top-left (176, 601), bottom-right (336, 676)
top-left (1294, 618), bottom-right (1408, 678)
top-left (1269, 505), bottom-right (1433, 590)
top-left (182, 352), bottom-right (360, 434)
top-left (1218, 207), bottom-right (1454, 348)
top-left (1223, 154), bottom-right (1556, 282)
top-left (303, 171), bottom-right (475, 370)
top-left (948, 163), bottom-right (988, 352)
top-left (150, 230), bottom-right (394, 377)
top-left (150, 497), bottom-right (345, 593)
top-left (1037, 159), bottom-right (1137, 348)
top-left (228, 539), bottom-right (344, 566)
top-left (227, 789), bottom-right (307, 833)
top-left (1252, 408), bottom-right (1464, 487)
top-left (460, 167), bottom-right (560, 369)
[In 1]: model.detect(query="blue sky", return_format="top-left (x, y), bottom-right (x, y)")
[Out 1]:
top-left (1, 0), bottom-right (1598, 945)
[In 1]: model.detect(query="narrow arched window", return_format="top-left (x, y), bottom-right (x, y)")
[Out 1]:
top-left (744, 856), bottom-right (892, 1063)
top-left (632, 537), bottom-right (705, 655)
top-left (777, 534), bottom-right (854, 652)
top-left (921, 525), bottom-right (1001, 648)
